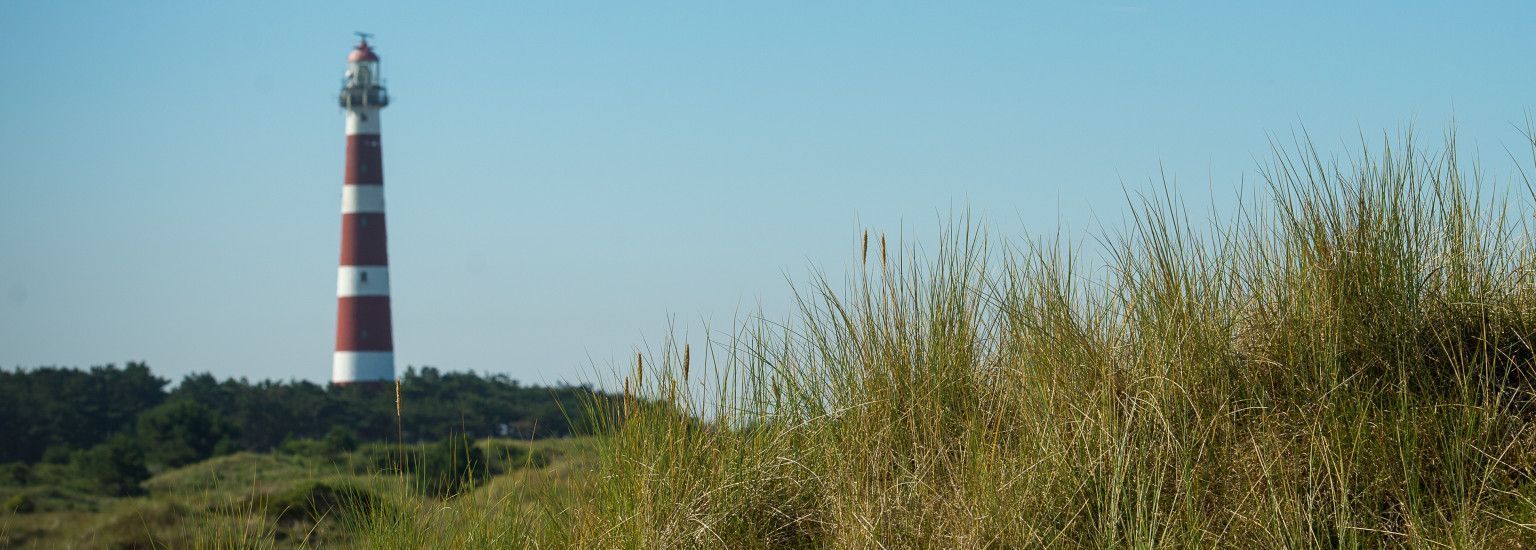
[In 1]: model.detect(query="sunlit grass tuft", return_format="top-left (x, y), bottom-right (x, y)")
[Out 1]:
top-left (553, 130), bottom-right (1536, 547)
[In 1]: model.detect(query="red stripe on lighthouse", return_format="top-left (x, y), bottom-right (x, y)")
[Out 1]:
top-left (345, 135), bottom-right (384, 184)
top-left (338, 213), bottom-right (390, 265)
top-left (336, 296), bottom-right (395, 351)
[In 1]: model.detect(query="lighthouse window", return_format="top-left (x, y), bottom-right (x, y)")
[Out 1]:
top-left (359, 271), bottom-right (369, 283)
top-left (360, 216), bottom-right (368, 227)
top-left (361, 329), bottom-right (370, 340)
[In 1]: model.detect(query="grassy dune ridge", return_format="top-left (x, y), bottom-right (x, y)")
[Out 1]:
top-left (0, 439), bottom-right (581, 547)
top-left (570, 131), bottom-right (1536, 547)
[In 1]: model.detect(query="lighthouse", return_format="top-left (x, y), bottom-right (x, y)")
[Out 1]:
top-left (333, 34), bottom-right (395, 385)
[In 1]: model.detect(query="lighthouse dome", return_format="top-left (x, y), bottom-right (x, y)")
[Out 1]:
top-left (348, 42), bottom-right (379, 63)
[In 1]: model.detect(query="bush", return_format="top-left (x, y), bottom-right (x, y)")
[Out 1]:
top-left (277, 437), bottom-right (329, 458)
top-left (70, 434), bottom-right (149, 497)
top-left (40, 446), bottom-right (72, 465)
top-left (325, 427), bottom-right (359, 454)
top-left (347, 442), bottom-right (400, 475)
top-left (136, 400), bottom-right (236, 468)
top-left (485, 441), bottom-right (550, 474)
top-left (4, 492), bottom-right (35, 514)
top-left (0, 463), bottom-right (29, 486)
top-left (25, 462), bottom-right (73, 488)
top-left (265, 480), bottom-right (379, 523)
top-left (410, 435), bottom-right (484, 498)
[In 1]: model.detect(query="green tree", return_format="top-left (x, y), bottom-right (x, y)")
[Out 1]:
top-left (325, 426), bottom-right (359, 454)
top-left (0, 362), bottom-right (166, 463)
top-left (136, 400), bottom-right (234, 468)
top-left (70, 434), bottom-right (149, 496)
top-left (0, 462), bottom-right (29, 486)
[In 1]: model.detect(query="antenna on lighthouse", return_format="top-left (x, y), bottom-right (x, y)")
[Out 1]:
top-left (355, 31), bottom-right (373, 43)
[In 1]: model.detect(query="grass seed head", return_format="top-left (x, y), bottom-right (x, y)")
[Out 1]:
top-left (862, 230), bottom-right (870, 266)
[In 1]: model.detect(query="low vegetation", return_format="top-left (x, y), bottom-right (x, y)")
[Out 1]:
top-left (0, 438), bottom-right (576, 547)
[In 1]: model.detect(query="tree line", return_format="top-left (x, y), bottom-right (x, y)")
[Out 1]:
top-left (0, 362), bottom-right (609, 472)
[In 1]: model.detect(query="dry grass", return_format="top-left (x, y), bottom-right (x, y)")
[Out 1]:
top-left (539, 130), bottom-right (1536, 548)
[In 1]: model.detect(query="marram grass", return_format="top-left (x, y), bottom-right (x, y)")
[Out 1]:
top-left (544, 132), bottom-right (1536, 548)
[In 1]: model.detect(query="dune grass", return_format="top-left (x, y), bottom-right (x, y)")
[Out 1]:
top-left (532, 131), bottom-right (1536, 548)
top-left (0, 438), bottom-right (577, 548)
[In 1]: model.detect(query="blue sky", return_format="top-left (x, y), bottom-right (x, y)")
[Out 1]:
top-left (2, 1), bottom-right (1534, 386)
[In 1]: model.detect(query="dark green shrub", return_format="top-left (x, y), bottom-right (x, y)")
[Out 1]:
top-left (213, 436), bottom-right (241, 457)
top-left (26, 462), bottom-right (73, 488)
top-left (411, 435), bottom-right (484, 498)
top-left (277, 437), bottom-right (329, 458)
top-left (4, 492), bottom-right (35, 514)
top-left (0, 463), bottom-right (30, 486)
top-left (40, 446), bottom-right (72, 465)
top-left (265, 480), bottom-right (379, 523)
top-left (325, 427), bottom-right (359, 454)
top-left (347, 442), bottom-right (400, 475)
top-left (136, 400), bottom-right (236, 468)
top-left (70, 434), bottom-right (149, 496)
top-left (525, 450), bottom-right (550, 469)
top-left (485, 442), bottom-right (551, 474)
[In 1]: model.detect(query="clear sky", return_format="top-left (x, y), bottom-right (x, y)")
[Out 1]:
top-left (2, 1), bottom-right (1534, 387)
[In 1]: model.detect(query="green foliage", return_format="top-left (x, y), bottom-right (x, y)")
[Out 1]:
top-left (410, 435), bottom-right (485, 498)
top-left (485, 440), bottom-right (550, 473)
top-left (39, 446), bottom-right (71, 465)
top-left (347, 442), bottom-right (401, 475)
top-left (326, 426), bottom-right (360, 454)
top-left (278, 437), bottom-right (331, 458)
top-left (137, 399), bottom-right (236, 468)
top-left (264, 480), bottom-right (380, 523)
top-left (213, 436), bottom-right (241, 457)
top-left (0, 364), bottom-right (610, 468)
top-left (24, 462), bottom-right (73, 488)
top-left (0, 362), bottom-right (166, 463)
top-left (4, 492), bottom-right (36, 514)
top-left (70, 434), bottom-right (149, 496)
top-left (346, 438), bottom-right (515, 493)
top-left (390, 367), bottom-right (606, 441)
top-left (0, 462), bottom-right (29, 486)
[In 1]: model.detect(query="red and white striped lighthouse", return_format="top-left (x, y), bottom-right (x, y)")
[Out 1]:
top-left (333, 34), bottom-right (395, 385)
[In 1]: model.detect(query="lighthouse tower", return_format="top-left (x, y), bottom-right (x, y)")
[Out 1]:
top-left (333, 34), bottom-right (395, 385)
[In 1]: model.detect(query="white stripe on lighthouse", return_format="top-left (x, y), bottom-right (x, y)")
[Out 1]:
top-left (346, 108), bottom-right (382, 135)
top-left (337, 266), bottom-right (391, 296)
top-left (333, 351), bottom-right (395, 382)
top-left (341, 184), bottom-right (386, 214)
